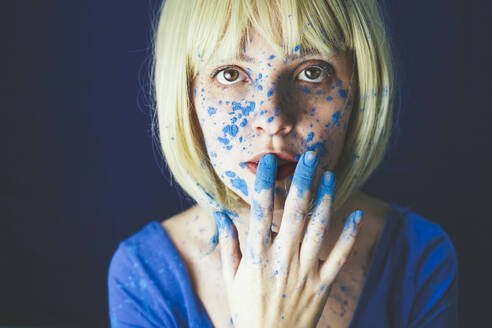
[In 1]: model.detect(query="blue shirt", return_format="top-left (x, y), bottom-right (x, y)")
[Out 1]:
top-left (107, 203), bottom-right (459, 327)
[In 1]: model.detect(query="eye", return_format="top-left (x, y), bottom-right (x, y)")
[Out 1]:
top-left (296, 64), bottom-right (332, 83)
top-left (215, 67), bottom-right (248, 85)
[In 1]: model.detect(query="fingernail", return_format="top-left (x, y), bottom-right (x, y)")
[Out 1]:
top-left (354, 210), bottom-right (363, 224)
top-left (303, 150), bottom-right (318, 167)
top-left (322, 171), bottom-right (335, 188)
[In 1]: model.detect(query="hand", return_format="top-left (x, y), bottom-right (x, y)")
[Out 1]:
top-left (214, 151), bottom-right (363, 328)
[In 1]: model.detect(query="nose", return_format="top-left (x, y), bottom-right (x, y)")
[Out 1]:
top-left (253, 105), bottom-right (294, 136)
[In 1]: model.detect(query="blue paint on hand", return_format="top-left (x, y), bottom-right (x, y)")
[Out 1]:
top-left (314, 171), bottom-right (336, 208)
top-left (291, 151), bottom-right (319, 197)
top-left (254, 153), bottom-right (277, 193)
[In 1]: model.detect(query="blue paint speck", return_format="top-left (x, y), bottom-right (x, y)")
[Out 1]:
top-left (207, 107), bottom-right (216, 115)
top-left (307, 132), bottom-right (314, 143)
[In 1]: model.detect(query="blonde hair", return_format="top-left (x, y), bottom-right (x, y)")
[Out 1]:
top-left (152, 0), bottom-right (394, 252)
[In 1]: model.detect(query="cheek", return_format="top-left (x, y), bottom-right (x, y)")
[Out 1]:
top-left (295, 83), bottom-right (354, 168)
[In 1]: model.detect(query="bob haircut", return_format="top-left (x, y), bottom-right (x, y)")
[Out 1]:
top-left (152, 0), bottom-right (394, 253)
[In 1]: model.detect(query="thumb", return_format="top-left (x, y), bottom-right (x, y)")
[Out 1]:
top-left (213, 211), bottom-right (241, 290)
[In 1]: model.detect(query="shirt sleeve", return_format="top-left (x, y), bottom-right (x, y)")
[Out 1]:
top-left (408, 230), bottom-right (459, 328)
top-left (107, 242), bottom-right (177, 328)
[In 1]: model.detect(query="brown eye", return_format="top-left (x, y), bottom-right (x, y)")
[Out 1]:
top-left (305, 67), bottom-right (321, 80)
top-left (296, 64), bottom-right (332, 83)
top-left (215, 67), bottom-right (247, 85)
top-left (223, 69), bottom-right (239, 82)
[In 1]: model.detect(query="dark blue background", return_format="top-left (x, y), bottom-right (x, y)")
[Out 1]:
top-left (1, 0), bottom-right (490, 326)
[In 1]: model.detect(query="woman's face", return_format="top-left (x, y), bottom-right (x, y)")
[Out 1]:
top-left (192, 31), bottom-right (355, 211)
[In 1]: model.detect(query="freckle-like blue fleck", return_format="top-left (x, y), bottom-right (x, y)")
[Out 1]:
top-left (231, 176), bottom-right (248, 196)
top-left (332, 111), bottom-right (341, 126)
top-left (207, 107), bottom-right (216, 115)
top-left (338, 89), bottom-right (348, 99)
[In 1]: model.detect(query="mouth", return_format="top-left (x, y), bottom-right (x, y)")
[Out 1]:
top-left (246, 161), bottom-right (297, 181)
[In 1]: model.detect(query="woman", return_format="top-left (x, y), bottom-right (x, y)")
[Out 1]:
top-left (108, 0), bottom-right (459, 327)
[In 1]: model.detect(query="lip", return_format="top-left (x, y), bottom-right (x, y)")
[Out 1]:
top-left (245, 151), bottom-right (298, 181)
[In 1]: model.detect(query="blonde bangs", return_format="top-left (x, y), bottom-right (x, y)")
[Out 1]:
top-left (153, 0), bottom-right (394, 253)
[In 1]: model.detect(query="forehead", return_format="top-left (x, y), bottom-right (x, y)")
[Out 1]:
top-left (205, 29), bottom-right (332, 67)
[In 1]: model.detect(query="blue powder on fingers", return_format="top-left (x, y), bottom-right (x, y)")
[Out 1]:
top-left (254, 154), bottom-right (277, 193)
top-left (291, 152), bottom-right (318, 198)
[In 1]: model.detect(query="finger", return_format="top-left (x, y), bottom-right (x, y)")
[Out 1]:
top-left (246, 153), bottom-right (277, 264)
top-left (214, 211), bottom-right (241, 291)
top-left (299, 171), bottom-right (336, 269)
top-left (275, 150), bottom-right (319, 253)
top-left (319, 210), bottom-right (363, 284)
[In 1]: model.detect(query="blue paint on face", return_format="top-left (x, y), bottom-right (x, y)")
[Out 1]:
top-left (223, 124), bottom-right (239, 137)
top-left (315, 90), bottom-right (322, 95)
top-left (232, 101), bottom-right (256, 117)
top-left (338, 89), bottom-right (348, 99)
top-left (240, 118), bottom-right (248, 127)
top-left (225, 171), bottom-right (236, 177)
top-left (208, 106), bottom-right (216, 115)
top-left (267, 116), bottom-right (274, 123)
top-left (294, 44), bottom-right (300, 52)
top-left (225, 145), bottom-right (232, 151)
top-left (260, 110), bottom-right (267, 115)
top-left (324, 123), bottom-right (331, 128)
top-left (302, 85), bottom-right (311, 94)
top-left (231, 176), bottom-right (248, 196)
top-left (218, 137), bottom-right (230, 144)
top-left (291, 151), bottom-right (319, 197)
top-left (267, 88), bottom-right (274, 97)
top-left (274, 108), bottom-right (279, 117)
top-left (254, 154), bottom-right (277, 193)
top-left (291, 132), bottom-right (297, 139)
top-left (258, 73), bottom-right (263, 79)
top-left (239, 162), bottom-right (246, 168)
top-left (239, 136), bottom-right (243, 143)
top-left (307, 142), bottom-right (327, 157)
top-left (336, 80), bottom-right (343, 87)
top-left (230, 117), bottom-right (237, 123)
top-left (268, 54), bottom-right (275, 60)
top-left (326, 96), bottom-right (333, 101)
top-left (306, 132), bottom-right (314, 143)
top-left (332, 111), bottom-right (341, 126)
top-left (258, 85), bottom-right (263, 90)
top-left (218, 100), bottom-right (222, 104)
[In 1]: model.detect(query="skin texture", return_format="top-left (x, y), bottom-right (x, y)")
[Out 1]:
top-left (190, 31), bottom-right (365, 327)
top-left (192, 30), bottom-right (356, 243)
